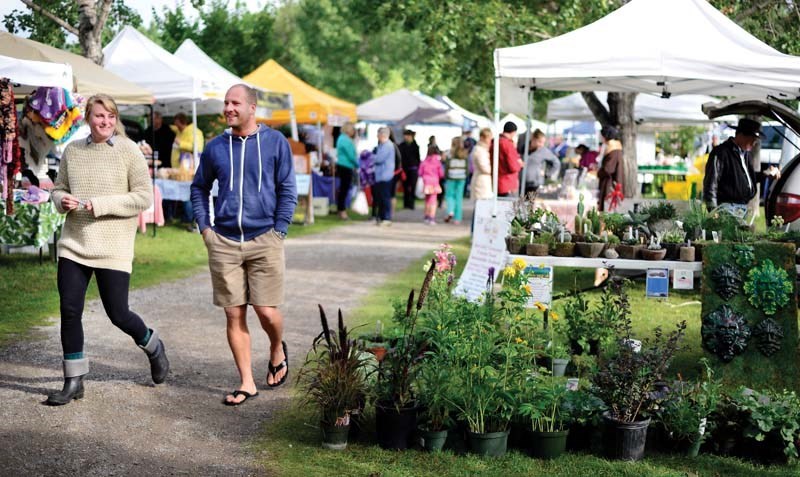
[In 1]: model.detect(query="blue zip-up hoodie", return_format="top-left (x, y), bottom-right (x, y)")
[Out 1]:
top-left (191, 125), bottom-right (297, 242)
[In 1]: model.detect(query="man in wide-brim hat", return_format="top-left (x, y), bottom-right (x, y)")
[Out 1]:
top-left (703, 118), bottom-right (764, 218)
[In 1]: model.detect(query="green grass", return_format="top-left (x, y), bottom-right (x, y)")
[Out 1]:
top-left (255, 236), bottom-right (800, 476)
top-left (256, 404), bottom-right (797, 477)
top-left (0, 215), bottom-right (356, 345)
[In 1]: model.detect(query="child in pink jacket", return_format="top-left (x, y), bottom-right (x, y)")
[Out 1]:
top-left (418, 145), bottom-right (445, 225)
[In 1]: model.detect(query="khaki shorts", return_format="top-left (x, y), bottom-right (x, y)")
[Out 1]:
top-left (204, 229), bottom-right (285, 307)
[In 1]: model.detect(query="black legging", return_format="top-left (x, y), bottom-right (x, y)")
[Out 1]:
top-left (402, 167), bottom-right (418, 210)
top-left (57, 258), bottom-right (149, 355)
top-left (336, 166), bottom-right (354, 212)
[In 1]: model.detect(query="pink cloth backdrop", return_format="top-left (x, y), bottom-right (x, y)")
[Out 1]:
top-left (138, 185), bottom-right (164, 233)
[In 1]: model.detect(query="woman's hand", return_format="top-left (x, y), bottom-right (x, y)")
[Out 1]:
top-left (61, 195), bottom-right (80, 211)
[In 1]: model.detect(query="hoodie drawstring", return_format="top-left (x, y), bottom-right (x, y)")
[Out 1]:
top-left (228, 135), bottom-right (234, 191)
top-left (257, 129), bottom-right (263, 192)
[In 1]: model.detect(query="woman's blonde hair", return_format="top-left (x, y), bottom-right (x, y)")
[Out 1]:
top-left (450, 136), bottom-right (467, 159)
top-left (479, 127), bottom-right (493, 141)
top-left (85, 94), bottom-right (126, 137)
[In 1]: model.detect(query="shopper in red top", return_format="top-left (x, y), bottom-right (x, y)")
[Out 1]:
top-left (496, 121), bottom-right (523, 196)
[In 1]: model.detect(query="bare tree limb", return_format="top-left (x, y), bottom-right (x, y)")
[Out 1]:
top-left (580, 92), bottom-right (612, 126)
top-left (96, 0), bottom-right (114, 38)
top-left (734, 0), bottom-right (773, 23)
top-left (20, 0), bottom-right (79, 36)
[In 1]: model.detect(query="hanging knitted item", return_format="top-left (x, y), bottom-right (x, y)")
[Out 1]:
top-left (0, 77), bottom-right (20, 214)
top-left (606, 181), bottom-right (624, 211)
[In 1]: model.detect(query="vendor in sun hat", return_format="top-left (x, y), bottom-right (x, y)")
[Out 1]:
top-left (703, 118), bottom-right (767, 218)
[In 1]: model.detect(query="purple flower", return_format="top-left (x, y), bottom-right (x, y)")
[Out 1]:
top-left (488, 267), bottom-right (496, 279)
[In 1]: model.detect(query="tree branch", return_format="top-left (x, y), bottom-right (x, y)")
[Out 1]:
top-left (20, 0), bottom-right (79, 36)
top-left (96, 0), bottom-right (114, 37)
top-left (580, 92), bottom-right (612, 126)
top-left (734, 0), bottom-right (772, 23)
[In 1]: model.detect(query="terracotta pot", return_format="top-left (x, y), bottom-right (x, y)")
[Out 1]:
top-left (368, 346), bottom-right (387, 362)
top-left (679, 246), bottom-right (696, 262)
top-left (526, 243), bottom-right (549, 256)
top-left (640, 248), bottom-right (667, 261)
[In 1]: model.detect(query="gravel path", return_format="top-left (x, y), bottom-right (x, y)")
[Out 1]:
top-left (0, 207), bottom-right (470, 476)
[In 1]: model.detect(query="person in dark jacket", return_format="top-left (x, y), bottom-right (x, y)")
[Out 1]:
top-left (144, 112), bottom-right (176, 168)
top-left (703, 118), bottom-right (761, 218)
top-left (597, 125), bottom-right (623, 212)
top-left (398, 129), bottom-right (421, 209)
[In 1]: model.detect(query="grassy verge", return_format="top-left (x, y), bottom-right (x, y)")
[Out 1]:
top-left (0, 215), bottom-right (356, 345)
top-left (256, 236), bottom-right (798, 476)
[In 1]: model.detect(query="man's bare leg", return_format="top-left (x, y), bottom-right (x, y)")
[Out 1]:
top-left (225, 305), bottom-right (258, 404)
top-left (253, 305), bottom-right (286, 385)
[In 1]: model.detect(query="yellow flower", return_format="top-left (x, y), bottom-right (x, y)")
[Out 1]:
top-left (503, 266), bottom-right (517, 278)
top-left (437, 324), bottom-right (443, 330)
top-left (513, 258), bottom-right (527, 271)
top-left (534, 302), bottom-right (547, 312)
top-left (522, 284), bottom-right (532, 295)
top-left (550, 312), bottom-right (560, 321)
top-left (515, 337), bottom-right (524, 344)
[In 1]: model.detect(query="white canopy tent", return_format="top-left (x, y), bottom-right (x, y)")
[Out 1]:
top-left (104, 26), bottom-right (225, 115)
top-left (547, 92), bottom-right (732, 124)
top-left (104, 26), bottom-right (229, 166)
top-left (438, 95), bottom-right (493, 129)
top-left (357, 89), bottom-right (462, 125)
top-left (492, 0), bottom-right (800, 199)
top-left (0, 54), bottom-right (73, 92)
top-left (173, 38), bottom-right (298, 139)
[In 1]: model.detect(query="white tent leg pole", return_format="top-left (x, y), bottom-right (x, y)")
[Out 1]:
top-left (520, 88), bottom-right (533, 197)
top-left (192, 100), bottom-right (198, 171)
top-left (289, 94), bottom-right (299, 141)
top-left (492, 73), bottom-right (501, 217)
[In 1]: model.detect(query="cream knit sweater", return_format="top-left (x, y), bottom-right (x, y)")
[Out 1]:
top-left (51, 136), bottom-right (152, 273)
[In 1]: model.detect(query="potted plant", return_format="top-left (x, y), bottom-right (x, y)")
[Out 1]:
top-left (373, 261), bottom-right (435, 449)
top-left (730, 387), bottom-right (800, 463)
top-left (661, 227), bottom-right (686, 260)
top-left (527, 231), bottom-right (554, 256)
top-left (642, 202), bottom-right (677, 235)
top-left (617, 234), bottom-right (643, 259)
top-left (640, 233), bottom-right (667, 260)
top-left (592, 318), bottom-right (687, 461)
top-left (359, 320), bottom-right (388, 362)
top-left (519, 373), bottom-right (570, 460)
top-left (297, 306), bottom-right (372, 450)
top-left (602, 211), bottom-right (630, 238)
top-left (549, 340), bottom-right (571, 377)
top-left (505, 219), bottom-right (527, 255)
top-left (681, 200), bottom-right (710, 242)
top-left (603, 233), bottom-right (621, 259)
top-left (562, 287), bottom-right (597, 355)
top-left (552, 229), bottom-right (575, 257)
top-left (576, 232), bottom-right (605, 258)
top-left (415, 352), bottom-right (455, 452)
top-left (446, 259), bottom-right (541, 457)
top-left (563, 388), bottom-right (607, 452)
top-left (658, 359), bottom-right (722, 457)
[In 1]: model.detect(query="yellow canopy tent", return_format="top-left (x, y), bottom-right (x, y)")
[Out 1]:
top-left (243, 59), bottom-right (356, 126)
top-left (0, 32), bottom-right (153, 105)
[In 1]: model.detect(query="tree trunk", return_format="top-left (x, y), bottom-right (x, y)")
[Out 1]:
top-left (609, 92), bottom-right (639, 198)
top-left (77, 0), bottom-right (103, 65)
top-left (582, 91), bottom-right (640, 198)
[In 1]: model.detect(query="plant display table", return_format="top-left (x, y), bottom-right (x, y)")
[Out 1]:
top-left (0, 201), bottom-right (64, 249)
top-left (508, 254), bottom-right (702, 272)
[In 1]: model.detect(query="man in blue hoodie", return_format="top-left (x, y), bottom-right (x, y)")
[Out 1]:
top-left (191, 84), bottom-right (297, 405)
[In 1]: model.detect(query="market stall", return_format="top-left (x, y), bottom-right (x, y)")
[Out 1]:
top-left (493, 0), bottom-right (800, 210)
top-left (0, 55), bottom-right (74, 258)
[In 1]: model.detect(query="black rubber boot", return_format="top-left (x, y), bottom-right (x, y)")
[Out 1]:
top-left (46, 358), bottom-right (88, 406)
top-left (139, 329), bottom-right (169, 384)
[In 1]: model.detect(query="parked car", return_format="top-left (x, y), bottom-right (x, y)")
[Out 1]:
top-left (702, 98), bottom-right (800, 229)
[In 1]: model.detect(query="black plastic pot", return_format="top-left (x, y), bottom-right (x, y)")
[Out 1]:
top-left (320, 422), bottom-right (350, 450)
top-left (375, 401), bottom-right (418, 450)
top-left (602, 412), bottom-right (651, 461)
top-left (569, 339), bottom-right (600, 356)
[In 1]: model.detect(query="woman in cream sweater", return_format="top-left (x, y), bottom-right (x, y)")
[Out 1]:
top-left (47, 94), bottom-right (169, 405)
